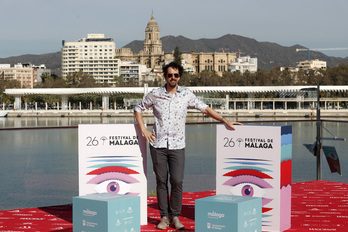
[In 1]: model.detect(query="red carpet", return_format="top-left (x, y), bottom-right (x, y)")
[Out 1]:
top-left (0, 181), bottom-right (347, 231)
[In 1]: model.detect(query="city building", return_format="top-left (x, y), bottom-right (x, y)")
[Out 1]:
top-left (115, 14), bottom-right (165, 71)
top-left (61, 15), bottom-right (256, 85)
top-left (30, 63), bottom-right (51, 85)
top-left (228, 56), bottom-right (258, 73)
top-left (297, 59), bottom-right (327, 70)
top-left (116, 13), bottom-right (240, 77)
top-left (119, 61), bottom-right (147, 84)
top-left (0, 63), bottom-right (50, 88)
top-left (274, 67), bottom-right (299, 72)
top-left (61, 33), bottom-right (120, 85)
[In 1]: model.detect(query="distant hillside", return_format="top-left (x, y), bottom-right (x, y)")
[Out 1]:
top-left (0, 52), bottom-right (61, 75)
top-left (1, 34), bottom-right (347, 72)
top-left (124, 34), bottom-right (347, 70)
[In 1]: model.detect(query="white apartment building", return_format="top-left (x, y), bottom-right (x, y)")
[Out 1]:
top-left (119, 61), bottom-right (147, 85)
top-left (61, 33), bottom-right (120, 85)
top-left (297, 59), bottom-right (327, 70)
top-left (228, 56), bottom-right (258, 73)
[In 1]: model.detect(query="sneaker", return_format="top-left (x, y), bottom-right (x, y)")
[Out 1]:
top-left (157, 216), bottom-right (169, 230)
top-left (170, 216), bottom-right (185, 230)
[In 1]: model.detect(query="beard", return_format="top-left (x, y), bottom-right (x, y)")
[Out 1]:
top-left (168, 80), bottom-right (177, 88)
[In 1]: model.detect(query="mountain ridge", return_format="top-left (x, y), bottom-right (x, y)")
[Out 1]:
top-left (0, 34), bottom-right (346, 72)
top-left (124, 34), bottom-right (347, 70)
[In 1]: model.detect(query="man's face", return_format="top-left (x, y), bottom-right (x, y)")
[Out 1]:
top-left (165, 67), bottom-right (180, 88)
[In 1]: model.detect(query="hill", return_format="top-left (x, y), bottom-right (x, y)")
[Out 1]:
top-left (1, 34), bottom-right (347, 72)
top-left (124, 34), bottom-right (348, 70)
top-left (0, 52), bottom-right (61, 75)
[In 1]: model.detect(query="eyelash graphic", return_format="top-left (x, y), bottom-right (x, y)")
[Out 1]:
top-left (224, 169), bottom-right (273, 179)
top-left (86, 157), bottom-right (142, 196)
top-left (87, 166), bottom-right (140, 175)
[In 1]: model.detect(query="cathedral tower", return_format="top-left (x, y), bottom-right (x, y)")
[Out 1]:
top-left (139, 13), bottom-right (164, 69)
top-left (143, 13), bottom-right (163, 55)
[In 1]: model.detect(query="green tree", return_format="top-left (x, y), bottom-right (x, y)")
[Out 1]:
top-left (36, 75), bottom-right (66, 88)
top-left (278, 70), bottom-right (293, 86)
top-left (40, 72), bottom-right (51, 83)
top-left (228, 71), bottom-right (244, 86)
top-left (66, 71), bottom-right (99, 87)
top-left (0, 79), bottom-right (21, 104)
top-left (327, 62), bottom-right (348, 85)
top-left (198, 70), bottom-right (219, 86)
top-left (179, 73), bottom-right (196, 86)
top-left (114, 76), bottom-right (126, 87)
top-left (295, 69), bottom-right (308, 85)
top-left (255, 70), bottom-right (272, 86)
top-left (78, 73), bottom-right (100, 88)
top-left (173, 46), bottom-right (182, 65)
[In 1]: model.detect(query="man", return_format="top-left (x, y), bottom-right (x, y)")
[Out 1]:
top-left (134, 62), bottom-right (241, 230)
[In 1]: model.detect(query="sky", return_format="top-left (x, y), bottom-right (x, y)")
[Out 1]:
top-left (1, 0), bottom-right (348, 58)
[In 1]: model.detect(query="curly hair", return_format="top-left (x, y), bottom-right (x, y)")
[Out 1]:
top-left (162, 62), bottom-right (183, 77)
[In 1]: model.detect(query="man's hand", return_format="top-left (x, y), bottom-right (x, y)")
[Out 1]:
top-left (142, 130), bottom-right (156, 144)
top-left (223, 120), bottom-right (243, 130)
top-left (135, 111), bottom-right (156, 144)
top-left (203, 107), bottom-right (243, 130)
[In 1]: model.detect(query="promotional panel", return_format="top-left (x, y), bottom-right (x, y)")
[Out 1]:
top-left (73, 193), bottom-right (140, 232)
top-left (216, 124), bottom-right (292, 232)
top-left (195, 194), bottom-right (262, 232)
top-left (78, 124), bottom-right (147, 225)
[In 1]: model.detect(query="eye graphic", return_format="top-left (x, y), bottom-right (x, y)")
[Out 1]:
top-left (224, 175), bottom-right (272, 192)
top-left (223, 170), bottom-right (274, 208)
top-left (229, 183), bottom-right (265, 197)
top-left (94, 179), bottom-right (132, 194)
top-left (223, 158), bottom-right (278, 223)
top-left (86, 165), bottom-right (140, 195)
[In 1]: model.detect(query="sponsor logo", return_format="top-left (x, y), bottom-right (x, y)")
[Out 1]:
top-left (83, 209), bottom-right (97, 217)
top-left (207, 211), bottom-right (225, 219)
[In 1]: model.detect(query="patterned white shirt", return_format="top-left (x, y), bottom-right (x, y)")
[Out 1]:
top-left (134, 85), bottom-right (208, 149)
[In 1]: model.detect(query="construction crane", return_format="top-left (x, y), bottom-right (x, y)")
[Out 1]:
top-left (296, 47), bottom-right (348, 60)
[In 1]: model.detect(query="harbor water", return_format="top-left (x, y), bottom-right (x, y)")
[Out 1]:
top-left (0, 116), bottom-right (347, 211)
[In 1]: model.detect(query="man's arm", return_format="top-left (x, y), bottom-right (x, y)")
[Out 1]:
top-left (203, 106), bottom-right (242, 130)
top-left (134, 111), bottom-right (156, 144)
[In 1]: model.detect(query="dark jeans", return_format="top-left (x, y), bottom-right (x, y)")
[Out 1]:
top-left (150, 146), bottom-right (185, 218)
